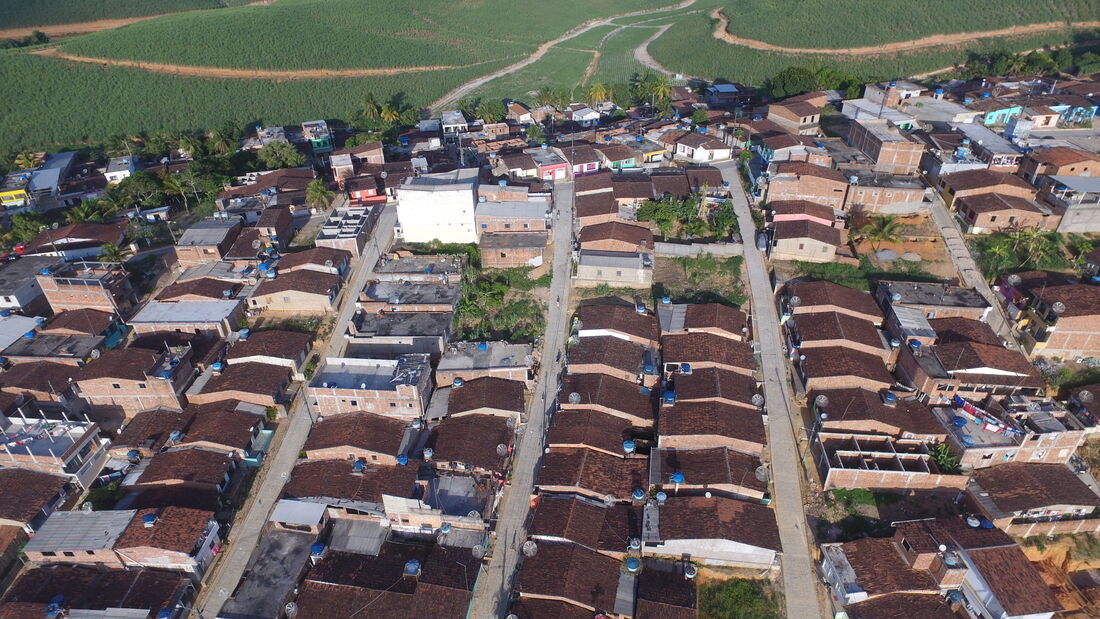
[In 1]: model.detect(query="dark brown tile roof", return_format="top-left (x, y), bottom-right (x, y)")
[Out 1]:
top-left (967, 546), bottom-right (1063, 616)
top-left (294, 580), bottom-right (471, 619)
top-left (845, 592), bottom-right (956, 619)
top-left (773, 161), bottom-right (848, 184)
top-left (611, 176), bottom-right (654, 200)
top-left (684, 166), bottom-right (723, 189)
top-left (942, 169), bottom-right (1034, 192)
top-left (676, 132), bottom-right (727, 150)
top-left (114, 506), bottom-right (212, 554)
top-left (130, 332), bottom-right (224, 369)
top-left (0, 362), bottom-right (80, 395)
top-left (652, 447), bottom-right (766, 494)
top-left (800, 346), bottom-right (894, 385)
top-left (658, 496), bottom-right (780, 550)
top-left (0, 468), bottom-right (67, 524)
top-left (538, 447), bottom-right (649, 499)
top-left (24, 221), bottom-right (128, 254)
top-left (1027, 145), bottom-right (1099, 166)
top-left (594, 143), bottom-right (637, 162)
top-left (561, 373), bottom-right (655, 422)
top-left (568, 335), bottom-right (648, 375)
top-left (650, 172), bottom-right (691, 200)
top-left (792, 311), bottom-right (882, 349)
top-left (773, 219), bottom-right (842, 246)
top-left (139, 448), bottom-right (232, 486)
top-left (773, 99), bottom-right (820, 117)
top-left (770, 200), bottom-right (835, 221)
top-left (891, 516), bottom-right (1013, 552)
top-left (576, 301), bottom-right (659, 343)
top-left (126, 487), bottom-right (222, 512)
top-left (574, 170), bottom-right (613, 194)
top-left (661, 332), bottom-right (755, 371)
top-left (447, 377), bottom-right (525, 415)
top-left (529, 495), bottom-right (642, 553)
top-left (932, 342), bottom-right (1041, 387)
top-left (956, 192), bottom-right (1046, 214)
top-left (508, 597), bottom-right (594, 619)
top-left (307, 545), bottom-right (475, 593)
top-left (304, 411), bottom-right (408, 456)
top-left (283, 459), bottom-right (418, 504)
top-left (256, 206), bottom-right (292, 230)
top-left (426, 413), bottom-right (513, 472)
top-left (972, 463), bottom-right (1100, 513)
top-left (547, 409), bottom-right (634, 454)
top-left (255, 269), bottom-right (341, 298)
top-left (635, 561), bottom-right (697, 619)
top-left (785, 280), bottom-right (883, 321)
top-left (574, 192), bottom-right (617, 219)
top-left (114, 408), bottom-right (193, 453)
top-left (660, 400), bottom-right (766, 446)
top-left (559, 144), bottom-right (602, 166)
top-left (2, 565), bottom-right (186, 614)
top-left (78, 347), bottom-right (159, 382)
top-left (40, 309), bottom-right (114, 335)
top-left (515, 541), bottom-right (622, 611)
top-left (156, 277), bottom-right (241, 301)
top-left (1035, 283), bottom-right (1100, 318)
top-left (184, 401), bottom-right (264, 450)
top-left (840, 536), bottom-right (937, 596)
top-left (810, 388), bottom-right (943, 437)
top-left (682, 303), bottom-right (748, 337)
top-left (226, 329), bottom-right (311, 363)
top-left (223, 227), bottom-right (264, 260)
top-left (277, 246), bottom-right (351, 272)
top-left (202, 361), bottom-right (290, 397)
top-left (929, 317), bottom-right (1001, 346)
top-left (674, 367), bottom-right (758, 405)
top-left (217, 168), bottom-right (314, 199)
top-left (579, 221), bottom-right (654, 249)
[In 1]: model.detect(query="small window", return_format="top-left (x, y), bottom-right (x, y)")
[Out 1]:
top-left (112, 383), bottom-right (121, 389)
top-left (481, 223), bottom-right (487, 229)
top-left (389, 402), bottom-right (396, 407)
top-left (616, 270), bottom-right (622, 277)
top-left (500, 252), bottom-right (507, 258)
top-left (63, 551), bottom-right (75, 557)
top-left (1008, 216), bottom-right (1016, 223)
top-left (138, 383), bottom-right (147, 389)
top-left (350, 400), bottom-right (358, 407)
top-left (504, 223), bottom-right (511, 229)
top-left (901, 538), bottom-right (913, 552)
top-left (524, 223), bottom-right (530, 229)
top-left (798, 244), bottom-right (805, 250)
top-left (42, 551), bottom-right (56, 557)
top-left (989, 215), bottom-right (997, 222)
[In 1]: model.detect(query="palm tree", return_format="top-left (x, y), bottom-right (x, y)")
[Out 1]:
top-left (66, 199), bottom-right (112, 224)
top-left (859, 215), bottom-right (903, 253)
top-left (476, 102), bottom-right (500, 123)
top-left (379, 103), bottom-right (400, 123)
top-left (98, 242), bottom-right (127, 265)
top-left (208, 126), bottom-right (237, 154)
top-left (13, 150), bottom-right (43, 169)
top-left (178, 133), bottom-right (205, 159)
top-left (535, 87), bottom-right (558, 107)
top-left (305, 179), bottom-right (335, 210)
top-left (161, 173), bottom-right (189, 214)
top-left (362, 92), bottom-right (381, 119)
top-left (587, 82), bottom-right (608, 104)
top-left (650, 74), bottom-right (672, 102)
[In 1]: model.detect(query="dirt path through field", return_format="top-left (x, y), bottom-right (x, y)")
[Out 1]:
top-left (31, 46), bottom-right (502, 79)
top-left (633, 24), bottom-right (680, 77)
top-left (0, 1), bottom-right (277, 39)
top-left (711, 8), bottom-right (1100, 55)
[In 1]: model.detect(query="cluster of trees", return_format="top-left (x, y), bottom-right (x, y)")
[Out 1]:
top-left (528, 72), bottom-right (673, 117)
top-left (637, 195), bottom-right (738, 239)
top-left (765, 66), bottom-right (863, 99)
top-left (970, 228), bottom-right (1087, 279)
top-left (962, 46), bottom-right (1100, 79)
top-left (344, 92), bottom-right (424, 147)
top-left (1, 30), bottom-right (48, 50)
top-left (454, 268), bottom-right (546, 342)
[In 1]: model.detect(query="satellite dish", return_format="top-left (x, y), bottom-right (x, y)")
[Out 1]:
top-left (472, 545), bottom-right (486, 559)
top-left (522, 541), bottom-right (538, 557)
top-left (1080, 390), bottom-right (1094, 404)
top-left (380, 171), bottom-right (388, 179)
top-left (1026, 400), bottom-right (1040, 412)
top-left (814, 394), bottom-right (829, 408)
top-left (81, 501), bottom-right (94, 512)
top-left (51, 222), bottom-right (59, 229)
top-left (496, 443), bottom-right (508, 456)
top-left (1006, 273), bottom-right (1022, 286)
top-left (788, 295), bottom-right (801, 308)
top-left (252, 240), bottom-right (262, 249)
top-left (751, 394), bottom-right (765, 407)
top-left (506, 417), bottom-right (516, 429)
top-left (284, 603), bottom-right (298, 618)
top-left (684, 564), bottom-right (698, 579)
top-left (1052, 301), bottom-right (1066, 315)
top-left (324, 259), bottom-right (334, 267)
top-left (568, 392), bottom-right (581, 405)
top-left (90, 349), bottom-right (101, 359)
top-left (755, 465), bottom-right (771, 482)
top-left (467, 510), bottom-right (481, 519)
top-left (603, 494), bottom-right (616, 507)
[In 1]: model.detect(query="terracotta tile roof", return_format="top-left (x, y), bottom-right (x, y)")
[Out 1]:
top-left (661, 332), bottom-right (755, 371)
top-left (0, 362), bottom-right (80, 396)
top-left (660, 401), bottom-right (766, 446)
top-left (560, 144), bottom-right (602, 166)
top-left (447, 377), bottom-right (525, 415)
top-left (840, 536), bottom-right (936, 596)
top-left (78, 347), bottom-right (159, 382)
top-left (538, 447), bottom-right (649, 499)
top-left (657, 496), bottom-right (780, 550)
top-left (956, 192), bottom-right (1046, 214)
top-left (515, 541), bottom-right (622, 611)
top-left (217, 168), bottom-right (313, 199)
top-left (304, 411), bottom-right (408, 456)
top-left (114, 506), bottom-right (212, 554)
top-left (635, 561), bottom-right (697, 619)
top-left (928, 317), bottom-right (1001, 346)
top-left (130, 332), bottom-right (224, 369)
top-left (791, 311), bottom-right (882, 349)
top-left (652, 447), bottom-right (766, 494)
top-left (139, 448), bottom-right (232, 487)
top-left (295, 580), bottom-right (471, 619)
top-left (201, 361), bottom-right (290, 397)
top-left (567, 335), bottom-right (648, 375)
top-left (333, 140), bottom-right (383, 158)
top-left (40, 309), bottom-right (114, 335)
top-left (773, 99), bottom-right (820, 117)
top-left (576, 301), bottom-right (659, 343)
top-left (223, 227), bottom-right (264, 260)
top-left (773, 161), bottom-right (848, 184)
top-left (183, 402), bottom-right (264, 450)
top-left (683, 303), bottom-right (748, 337)
top-left (972, 463), bottom-right (1100, 513)
top-left (1027, 146), bottom-right (1099, 166)
top-left (0, 468), bottom-right (67, 524)
top-left (611, 176), bottom-right (654, 200)
top-left (255, 269), bottom-right (341, 298)
top-left (785, 280), bottom-right (883, 321)
top-left (650, 172), bottom-right (691, 200)
top-left (967, 546), bottom-right (1063, 616)
top-left (2, 565), bottom-right (186, 614)
top-left (658, 129), bottom-right (689, 146)
top-left (529, 495), bottom-right (642, 552)
top-left (932, 341), bottom-right (1042, 387)
top-left (762, 131), bottom-right (816, 151)
top-left (773, 219), bottom-right (843, 246)
top-left (594, 143), bottom-right (637, 163)
top-left (226, 329), bottom-right (311, 363)
top-left (426, 413), bottom-right (513, 472)
top-left (684, 166), bottom-right (724, 189)
top-left (561, 373), bottom-right (655, 422)
top-left (114, 408), bottom-right (193, 453)
top-left (574, 192), bottom-right (617, 219)
top-left (256, 206), bottom-right (292, 230)
top-left (308, 546), bottom-right (475, 593)
top-left (942, 169), bottom-right (1034, 192)
top-left (578, 221), bottom-right (654, 249)
top-left (800, 346), bottom-right (894, 385)
top-left (769, 200), bottom-right (835, 221)
top-left (1035, 283), bottom-right (1100, 318)
top-left (810, 388), bottom-right (943, 437)
top-left (508, 597), bottom-right (594, 619)
top-left (845, 592), bottom-right (956, 619)
top-left (547, 409), bottom-right (634, 454)
top-left (676, 132), bottom-right (727, 150)
top-left (24, 221), bottom-right (127, 254)
top-left (283, 459), bottom-right (418, 504)
top-left (891, 516), bottom-right (1013, 552)
top-left (276, 247), bottom-right (351, 272)
top-left (126, 487), bottom-right (222, 512)
top-left (574, 170), bottom-right (613, 194)
top-left (673, 367), bottom-right (758, 405)
top-left (157, 277), bottom-right (241, 301)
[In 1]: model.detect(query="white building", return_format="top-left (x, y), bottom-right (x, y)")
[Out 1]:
top-left (396, 168), bottom-right (479, 243)
top-left (104, 157), bottom-right (138, 184)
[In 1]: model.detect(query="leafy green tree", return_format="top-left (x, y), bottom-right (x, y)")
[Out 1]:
top-left (691, 109), bottom-right (709, 125)
top-left (116, 172), bottom-right (163, 207)
top-left (929, 443), bottom-right (961, 474)
top-left (178, 132), bottom-right (205, 158)
top-left (160, 173), bottom-right (190, 214)
top-left (859, 215), bottom-right (902, 253)
top-left (362, 92), bottom-right (381, 120)
top-left (767, 66), bottom-right (817, 99)
top-left (525, 123), bottom-right (544, 143)
top-left (587, 82), bottom-right (608, 104)
top-left (476, 100), bottom-right (505, 123)
top-left (7, 213), bottom-right (47, 245)
top-left (13, 150), bottom-right (42, 169)
top-left (1053, 48), bottom-right (1074, 72)
top-left (305, 179), bottom-right (335, 209)
top-left (98, 242), bottom-right (127, 264)
top-left (66, 199), bottom-right (115, 224)
top-left (379, 103), bottom-right (400, 123)
top-left (207, 126), bottom-right (238, 154)
top-left (710, 200), bottom-right (738, 237)
top-left (257, 141), bottom-right (306, 169)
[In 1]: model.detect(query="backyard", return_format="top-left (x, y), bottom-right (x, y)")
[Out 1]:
top-left (653, 253), bottom-right (747, 307)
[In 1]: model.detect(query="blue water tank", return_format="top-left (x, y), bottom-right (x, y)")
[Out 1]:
top-left (353, 460), bottom-right (365, 472)
top-left (169, 430), bottom-right (182, 442)
top-left (643, 363), bottom-right (656, 375)
top-left (632, 488), bottom-right (645, 500)
top-left (397, 454), bottom-right (409, 466)
top-left (142, 513), bottom-right (157, 526)
top-left (258, 263), bottom-right (269, 272)
top-left (952, 416), bottom-right (967, 428)
top-left (935, 88), bottom-right (944, 96)
top-left (623, 440), bottom-right (636, 454)
top-left (671, 472), bottom-right (685, 484)
top-left (635, 136), bottom-right (643, 142)
top-left (656, 491), bottom-right (668, 504)
top-left (948, 590), bottom-right (964, 603)
top-left (311, 542), bottom-right (325, 555)
top-left (661, 296), bottom-right (671, 304)
top-left (662, 390), bottom-right (676, 404)
top-left (157, 610), bottom-right (172, 619)
top-left (452, 377), bottom-right (465, 387)
top-left (478, 342), bottom-right (488, 351)
top-left (960, 434), bottom-right (975, 447)
top-left (625, 557), bottom-right (641, 572)
top-left (680, 363), bottom-right (691, 374)
top-left (979, 518), bottom-right (995, 529)
top-left (882, 392), bottom-right (897, 405)
top-left (0, 309), bottom-right (9, 318)
top-left (888, 80), bottom-right (897, 88)
top-left (404, 559), bottom-right (421, 576)
top-left (239, 328), bottom-right (250, 340)
top-left (34, 316), bottom-right (45, 325)
top-left (400, 136), bottom-right (410, 146)
top-left (982, 91), bottom-right (991, 99)
top-left (909, 339), bottom-right (922, 351)
top-left (158, 370), bottom-right (172, 379)
top-left (498, 179), bottom-right (507, 187)
top-left (39, 269), bottom-right (51, 276)
top-left (639, 386), bottom-right (651, 395)
top-left (212, 362), bottom-right (224, 372)
top-left (127, 449), bottom-right (141, 460)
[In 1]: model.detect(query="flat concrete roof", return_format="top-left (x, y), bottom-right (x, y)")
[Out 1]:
top-left (436, 341), bottom-right (532, 371)
top-left (0, 256), bottom-right (63, 295)
top-left (130, 300), bottom-right (240, 324)
top-left (311, 355), bottom-right (429, 390)
top-left (25, 510), bottom-right (134, 552)
top-left (177, 218), bottom-right (239, 246)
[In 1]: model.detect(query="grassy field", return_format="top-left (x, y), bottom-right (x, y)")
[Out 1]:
top-left (591, 26), bottom-right (661, 86)
top-left (562, 24), bottom-right (620, 51)
top-left (0, 0), bottom-right (243, 29)
top-left (473, 47), bottom-right (594, 107)
top-left (720, 0), bottom-right (1099, 48)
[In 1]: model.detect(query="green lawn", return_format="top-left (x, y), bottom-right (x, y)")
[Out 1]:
top-left (590, 26), bottom-right (659, 86)
top-left (0, 0), bottom-right (234, 29)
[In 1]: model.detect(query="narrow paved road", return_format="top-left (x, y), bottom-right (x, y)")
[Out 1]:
top-left (715, 161), bottom-right (825, 619)
top-left (194, 204), bottom-right (398, 618)
top-left (928, 198), bottom-right (1021, 350)
top-left (467, 181), bottom-right (574, 618)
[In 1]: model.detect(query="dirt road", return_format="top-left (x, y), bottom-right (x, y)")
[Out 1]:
top-left (633, 24), bottom-right (679, 77)
top-left (711, 8), bottom-right (1100, 55)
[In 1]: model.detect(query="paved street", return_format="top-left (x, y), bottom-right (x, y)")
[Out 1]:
top-left (928, 198), bottom-right (1021, 350)
top-left (716, 161), bottom-right (825, 619)
top-left (194, 204), bottom-right (398, 618)
top-left (467, 181), bottom-right (574, 618)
